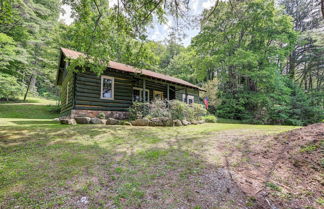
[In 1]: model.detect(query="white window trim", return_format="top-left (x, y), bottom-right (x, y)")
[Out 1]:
top-left (182, 94), bottom-right (194, 104)
top-left (187, 95), bottom-right (194, 104)
top-left (153, 90), bottom-right (163, 100)
top-left (100, 75), bottom-right (114, 100)
top-left (133, 87), bottom-right (150, 102)
top-left (66, 81), bottom-right (69, 105)
top-left (182, 94), bottom-right (186, 103)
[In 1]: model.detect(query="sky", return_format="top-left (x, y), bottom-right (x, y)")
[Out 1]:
top-left (59, 0), bottom-right (216, 46)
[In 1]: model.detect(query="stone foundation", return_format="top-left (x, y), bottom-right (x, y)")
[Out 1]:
top-left (70, 109), bottom-right (129, 120)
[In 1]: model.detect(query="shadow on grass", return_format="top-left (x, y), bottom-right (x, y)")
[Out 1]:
top-left (0, 125), bottom-right (258, 209)
top-left (11, 120), bottom-right (59, 126)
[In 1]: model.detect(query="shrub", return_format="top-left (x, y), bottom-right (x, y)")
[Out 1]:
top-left (0, 73), bottom-right (23, 101)
top-left (147, 100), bottom-right (171, 118)
top-left (169, 100), bottom-right (188, 120)
top-left (97, 112), bottom-right (106, 119)
top-left (169, 100), bottom-right (207, 121)
top-left (128, 102), bottom-right (149, 120)
top-left (129, 100), bottom-right (208, 122)
top-left (191, 103), bottom-right (207, 120)
top-left (203, 115), bottom-right (217, 123)
top-left (48, 105), bottom-right (61, 114)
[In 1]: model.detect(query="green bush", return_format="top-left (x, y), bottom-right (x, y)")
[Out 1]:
top-left (169, 100), bottom-right (188, 120)
top-left (129, 100), bottom-right (208, 121)
top-left (191, 103), bottom-right (207, 120)
top-left (203, 115), bottom-right (217, 123)
top-left (168, 100), bottom-right (207, 121)
top-left (97, 112), bottom-right (106, 119)
top-left (0, 73), bottom-right (23, 101)
top-left (147, 100), bottom-right (171, 118)
top-left (48, 105), bottom-right (61, 114)
top-left (128, 102), bottom-right (149, 120)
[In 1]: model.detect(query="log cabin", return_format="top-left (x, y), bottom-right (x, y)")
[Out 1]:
top-left (56, 48), bottom-right (204, 119)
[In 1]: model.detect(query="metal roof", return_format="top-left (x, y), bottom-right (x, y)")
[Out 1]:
top-left (60, 48), bottom-right (203, 90)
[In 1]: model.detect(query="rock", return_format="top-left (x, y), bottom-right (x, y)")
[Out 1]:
top-left (197, 120), bottom-right (205, 124)
top-left (149, 118), bottom-right (164, 126)
top-left (90, 118), bottom-right (106, 124)
top-left (106, 118), bottom-right (119, 125)
top-left (131, 118), bottom-right (150, 126)
top-left (118, 120), bottom-right (132, 126)
top-left (79, 196), bottom-right (89, 204)
top-left (181, 120), bottom-right (191, 126)
top-left (173, 119), bottom-right (182, 126)
top-left (60, 118), bottom-right (76, 125)
top-left (160, 117), bottom-right (173, 126)
top-left (74, 117), bottom-right (91, 124)
top-left (190, 120), bottom-right (198, 125)
top-left (53, 118), bottom-right (60, 121)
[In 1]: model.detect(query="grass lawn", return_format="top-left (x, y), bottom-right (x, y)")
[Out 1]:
top-left (0, 98), bottom-right (299, 208)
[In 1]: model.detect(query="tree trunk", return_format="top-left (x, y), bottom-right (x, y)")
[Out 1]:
top-left (23, 74), bottom-right (34, 101)
top-left (288, 52), bottom-right (296, 79)
top-left (321, 0), bottom-right (324, 19)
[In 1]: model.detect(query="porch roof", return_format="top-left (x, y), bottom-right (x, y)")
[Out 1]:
top-left (60, 48), bottom-right (204, 91)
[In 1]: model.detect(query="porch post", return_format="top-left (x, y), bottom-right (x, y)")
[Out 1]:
top-left (185, 88), bottom-right (188, 104)
top-left (143, 79), bottom-right (146, 102)
top-left (167, 84), bottom-right (170, 101)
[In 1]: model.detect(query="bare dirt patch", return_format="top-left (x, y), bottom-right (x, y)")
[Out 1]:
top-left (227, 123), bottom-right (324, 209)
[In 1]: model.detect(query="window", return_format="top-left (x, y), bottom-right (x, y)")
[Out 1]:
top-left (101, 76), bottom-right (114, 99)
top-left (182, 94), bottom-right (194, 104)
top-left (187, 95), bottom-right (194, 104)
top-left (133, 87), bottom-right (149, 102)
top-left (153, 90), bottom-right (163, 100)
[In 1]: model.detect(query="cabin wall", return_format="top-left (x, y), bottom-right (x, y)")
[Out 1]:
top-left (74, 70), bottom-right (133, 112)
top-left (62, 69), bottom-right (201, 118)
top-left (60, 70), bottom-right (74, 115)
top-left (175, 87), bottom-right (200, 103)
top-left (132, 79), bottom-right (176, 101)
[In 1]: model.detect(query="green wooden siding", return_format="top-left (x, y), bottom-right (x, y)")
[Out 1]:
top-left (74, 70), bottom-right (133, 112)
top-left (60, 70), bottom-right (74, 114)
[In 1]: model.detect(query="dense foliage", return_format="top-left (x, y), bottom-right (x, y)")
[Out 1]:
top-left (129, 100), bottom-right (207, 121)
top-left (192, 0), bottom-right (323, 125)
top-left (0, 0), bottom-right (61, 99)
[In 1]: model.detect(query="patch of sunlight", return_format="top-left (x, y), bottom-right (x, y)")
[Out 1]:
top-left (9, 96), bottom-right (58, 105)
top-left (0, 118), bottom-right (57, 127)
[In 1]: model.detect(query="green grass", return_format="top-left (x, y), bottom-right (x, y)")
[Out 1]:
top-left (266, 182), bottom-right (282, 192)
top-left (0, 98), bottom-right (300, 208)
top-left (300, 144), bottom-right (318, 153)
top-left (0, 97), bottom-right (59, 126)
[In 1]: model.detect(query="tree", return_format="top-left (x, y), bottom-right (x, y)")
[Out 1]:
top-left (61, 0), bottom-right (191, 74)
top-left (193, 0), bottom-right (298, 123)
top-left (279, 0), bottom-right (322, 79)
top-left (0, 0), bottom-right (61, 100)
top-left (164, 48), bottom-right (199, 84)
